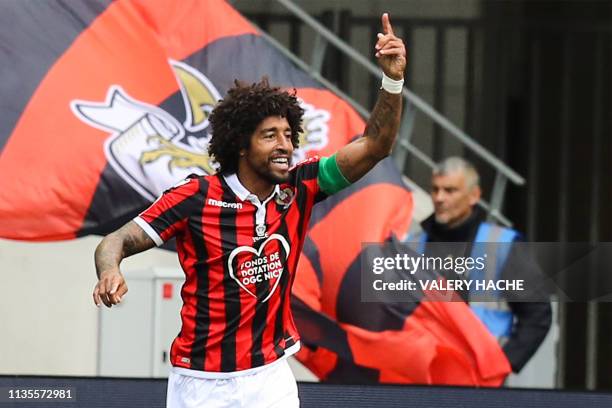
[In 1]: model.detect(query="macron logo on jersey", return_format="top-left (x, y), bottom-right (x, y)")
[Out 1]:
top-left (207, 198), bottom-right (243, 209)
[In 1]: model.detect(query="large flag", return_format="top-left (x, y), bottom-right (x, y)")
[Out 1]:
top-left (0, 0), bottom-right (364, 240)
top-left (0, 0), bottom-right (508, 385)
top-left (292, 233), bottom-right (512, 385)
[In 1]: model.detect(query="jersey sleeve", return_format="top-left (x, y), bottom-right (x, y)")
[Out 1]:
top-left (133, 176), bottom-right (200, 246)
top-left (290, 155), bottom-right (352, 204)
top-left (290, 156), bottom-right (325, 204)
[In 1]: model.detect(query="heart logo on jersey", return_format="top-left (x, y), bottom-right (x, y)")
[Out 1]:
top-left (227, 234), bottom-right (290, 302)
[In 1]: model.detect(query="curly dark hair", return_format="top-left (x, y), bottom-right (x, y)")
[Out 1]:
top-left (208, 78), bottom-right (304, 174)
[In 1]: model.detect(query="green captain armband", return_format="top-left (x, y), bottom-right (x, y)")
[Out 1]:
top-left (318, 154), bottom-right (351, 195)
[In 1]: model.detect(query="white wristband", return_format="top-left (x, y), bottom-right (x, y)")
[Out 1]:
top-left (381, 72), bottom-right (404, 94)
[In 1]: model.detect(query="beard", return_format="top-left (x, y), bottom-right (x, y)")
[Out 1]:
top-left (251, 158), bottom-right (292, 185)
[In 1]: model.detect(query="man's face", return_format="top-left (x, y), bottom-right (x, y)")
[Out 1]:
top-left (431, 170), bottom-right (481, 227)
top-left (241, 116), bottom-right (294, 184)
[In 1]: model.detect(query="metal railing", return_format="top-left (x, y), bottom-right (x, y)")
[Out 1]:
top-left (246, 0), bottom-right (526, 226)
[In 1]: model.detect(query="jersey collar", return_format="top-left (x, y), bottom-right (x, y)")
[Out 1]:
top-left (223, 173), bottom-right (280, 204)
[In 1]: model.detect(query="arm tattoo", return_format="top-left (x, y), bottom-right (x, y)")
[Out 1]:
top-left (94, 221), bottom-right (155, 277)
top-left (121, 222), bottom-right (155, 257)
top-left (363, 90), bottom-right (402, 155)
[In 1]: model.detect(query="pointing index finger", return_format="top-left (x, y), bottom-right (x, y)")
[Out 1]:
top-left (382, 13), bottom-right (394, 36)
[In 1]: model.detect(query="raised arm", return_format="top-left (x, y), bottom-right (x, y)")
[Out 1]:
top-left (93, 220), bottom-right (155, 307)
top-left (336, 13), bottom-right (406, 182)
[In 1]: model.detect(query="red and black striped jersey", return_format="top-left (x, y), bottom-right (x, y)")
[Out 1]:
top-left (134, 157), bottom-right (326, 377)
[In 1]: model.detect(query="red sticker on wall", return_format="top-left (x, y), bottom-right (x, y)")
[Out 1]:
top-left (162, 283), bottom-right (173, 299)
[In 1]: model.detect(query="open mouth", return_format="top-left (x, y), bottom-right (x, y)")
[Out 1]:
top-left (270, 156), bottom-right (290, 171)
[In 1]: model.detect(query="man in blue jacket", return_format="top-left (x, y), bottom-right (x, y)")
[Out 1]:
top-left (408, 156), bottom-right (552, 374)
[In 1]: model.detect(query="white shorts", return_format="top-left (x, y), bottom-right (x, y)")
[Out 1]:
top-left (166, 360), bottom-right (300, 408)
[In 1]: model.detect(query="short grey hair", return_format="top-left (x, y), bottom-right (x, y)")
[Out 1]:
top-left (433, 156), bottom-right (480, 188)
